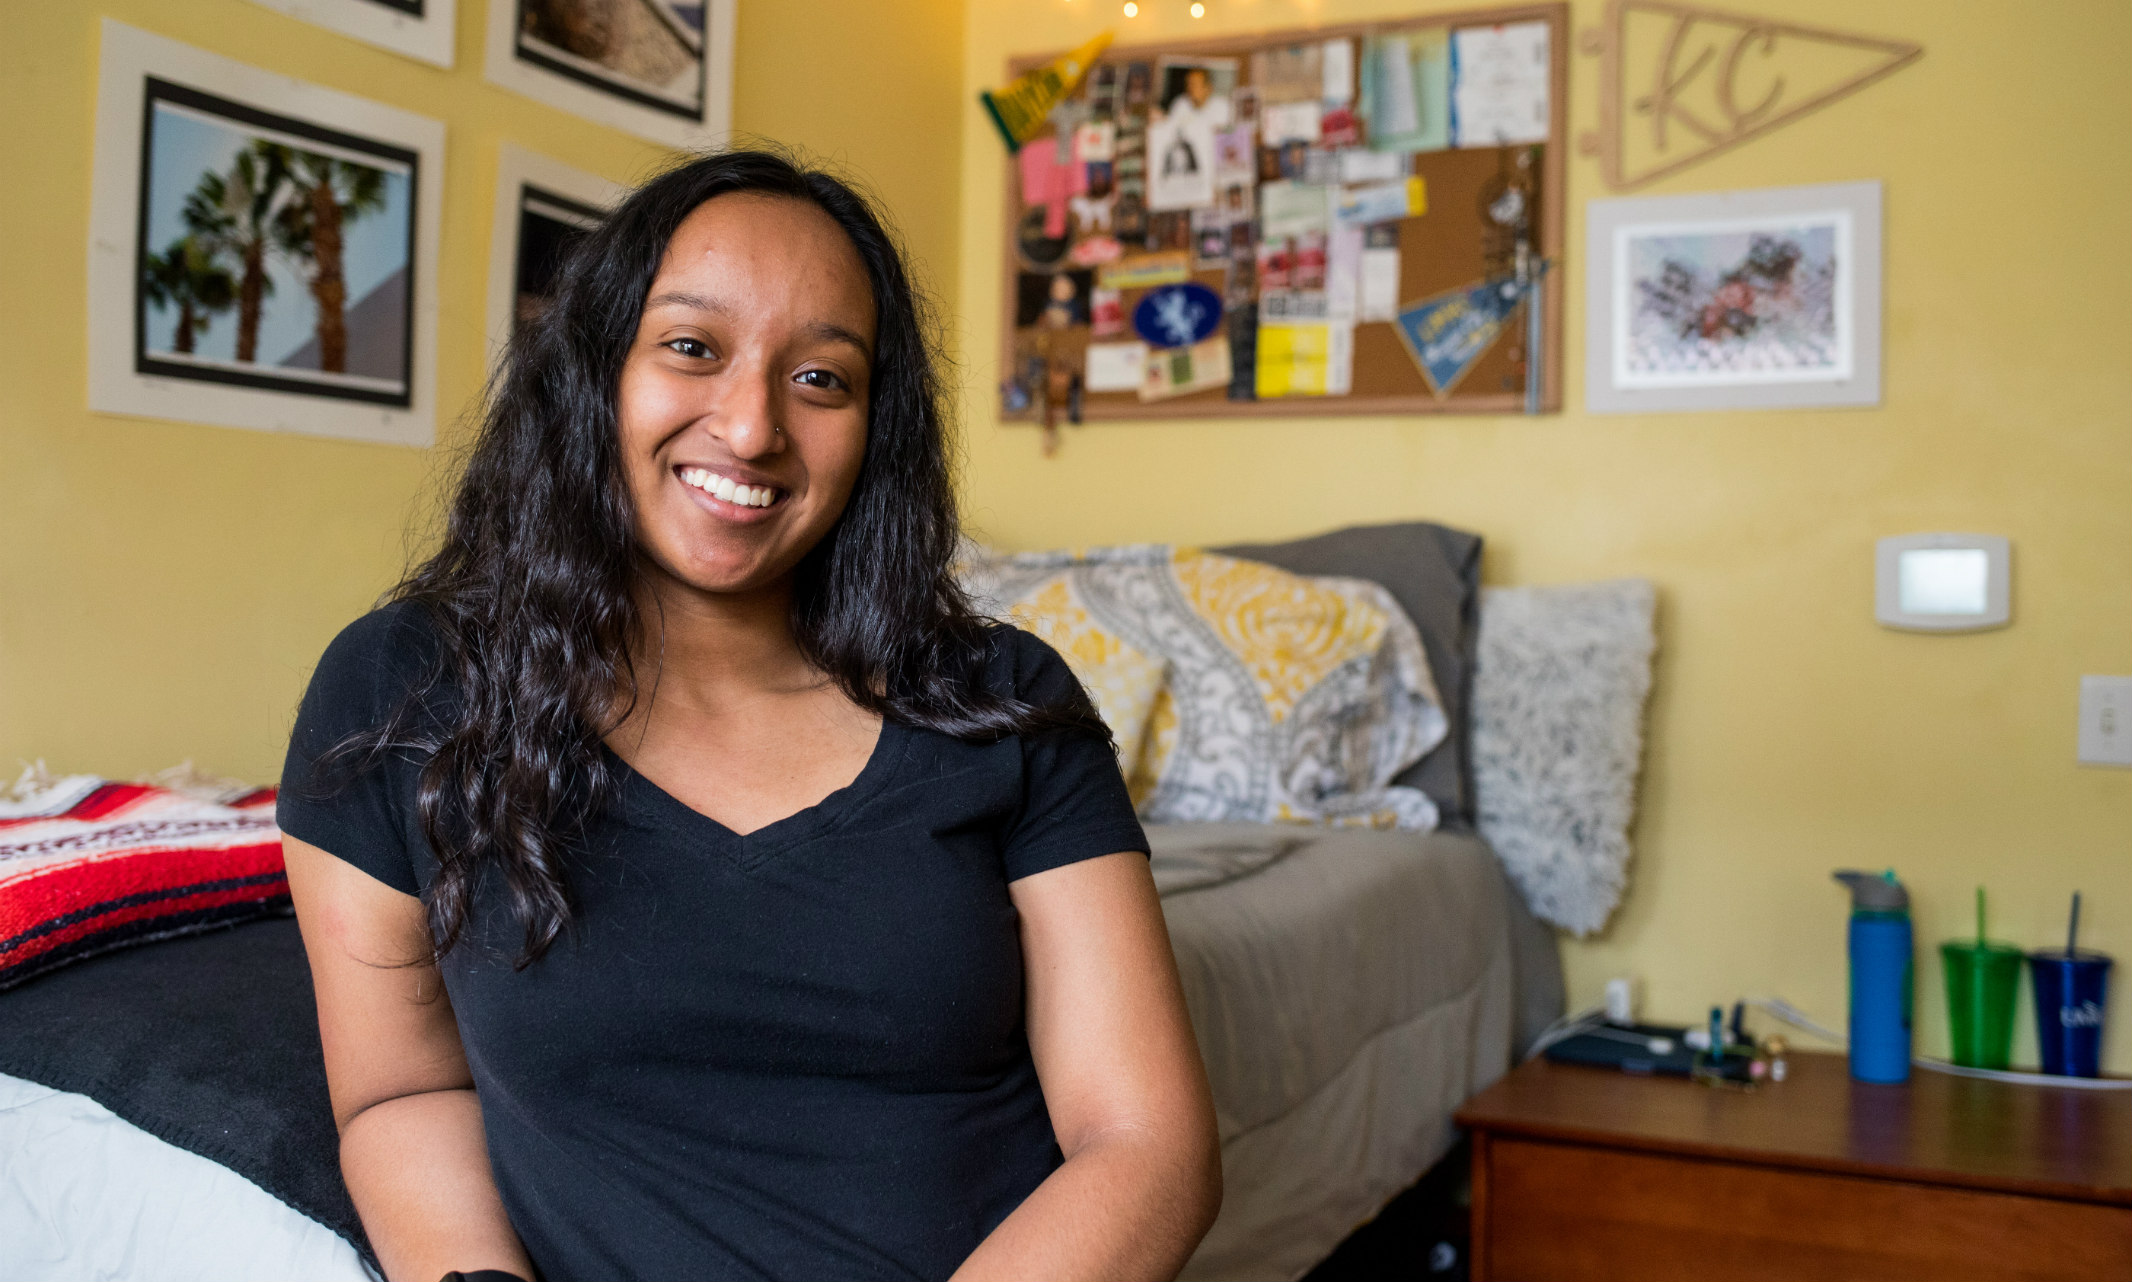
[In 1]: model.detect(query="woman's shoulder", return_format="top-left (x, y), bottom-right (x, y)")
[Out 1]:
top-left (318, 598), bottom-right (444, 677)
top-left (304, 598), bottom-right (450, 723)
top-left (978, 622), bottom-right (1084, 706)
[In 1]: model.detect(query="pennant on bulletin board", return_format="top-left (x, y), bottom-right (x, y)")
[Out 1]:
top-left (1393, 273), bottom-right (1534, 398)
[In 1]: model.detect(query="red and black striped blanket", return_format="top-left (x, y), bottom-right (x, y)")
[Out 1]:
top-left (0, 775), bottom-right (287, 989)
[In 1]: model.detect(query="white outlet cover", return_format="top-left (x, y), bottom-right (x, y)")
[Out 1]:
top-left (2078, 676), bottom-right (2132, 767)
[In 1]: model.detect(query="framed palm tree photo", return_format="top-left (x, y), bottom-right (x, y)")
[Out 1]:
top-left (88, 20), bottom-right (444, 445)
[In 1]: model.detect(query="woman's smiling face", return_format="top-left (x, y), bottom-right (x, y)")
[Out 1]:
top-left (616, 192), bottom-right (876, 599)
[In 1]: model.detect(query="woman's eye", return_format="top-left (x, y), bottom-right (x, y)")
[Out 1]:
top-left (796, 369), bottom-right (846, 392)
top-left (664, 338), bottom-right (713, 359)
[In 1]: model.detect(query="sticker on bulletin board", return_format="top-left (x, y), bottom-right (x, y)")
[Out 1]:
top-left (1132, 282), bottom-right (1223, 349)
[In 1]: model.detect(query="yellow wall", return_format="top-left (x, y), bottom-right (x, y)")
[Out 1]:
top-left (955, 0), bottom-right (2132, 1070)
top-left (0, 0), bottom-right (963, 783)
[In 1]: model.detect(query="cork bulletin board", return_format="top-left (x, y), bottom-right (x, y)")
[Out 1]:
top-left (998, 4), bottom-right (1568, 426)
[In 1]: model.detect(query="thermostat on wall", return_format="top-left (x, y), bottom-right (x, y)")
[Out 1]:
top-left (1875, 534), bottom-right (2010, 632)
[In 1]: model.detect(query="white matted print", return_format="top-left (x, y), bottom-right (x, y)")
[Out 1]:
top-left (89, 21), bottom-right (444, 445)
top-left (245, 0), bottom-right (457, 68)
top-left (1586, 180), bottom-right (1881, 413)
top-left (486, 144), bottom-right (626, 359)
top-left (486, 0), bottom-right (735, 148)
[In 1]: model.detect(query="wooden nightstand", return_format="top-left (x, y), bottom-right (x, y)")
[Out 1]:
top-left (1454, 1051), bottom-right (2132, 1282)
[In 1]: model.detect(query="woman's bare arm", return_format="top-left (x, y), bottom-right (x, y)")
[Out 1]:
top-left (952, 851), bottom-right (1222, 1282)
top-left (283, 835), bottom-right (535, 1282)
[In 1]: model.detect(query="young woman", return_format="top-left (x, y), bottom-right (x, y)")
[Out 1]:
top-left (279, 151), bottom-right (1220, 1282)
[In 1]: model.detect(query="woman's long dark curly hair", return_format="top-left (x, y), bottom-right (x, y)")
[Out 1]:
top-left (331, 150), bottom-right (1105, 965)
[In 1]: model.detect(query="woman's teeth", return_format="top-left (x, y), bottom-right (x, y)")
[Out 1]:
top-left (679, 467), bottom-right (780, 509)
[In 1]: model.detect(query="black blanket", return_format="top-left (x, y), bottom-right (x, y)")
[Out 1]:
top-left (0, 915), bottom-right (373, 1266)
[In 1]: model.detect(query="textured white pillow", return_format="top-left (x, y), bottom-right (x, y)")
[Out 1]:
top-left (1471, 579), bottom-right (1657, 935)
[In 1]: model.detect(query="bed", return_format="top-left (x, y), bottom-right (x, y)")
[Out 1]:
top-left (1, 523), bottom-right (1646, 1282)
top-left (0, 822), bottom-right (1559, 1282)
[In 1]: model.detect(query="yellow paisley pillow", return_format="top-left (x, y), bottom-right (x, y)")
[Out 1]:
top-left (1126, 550), bottom-right (1417, 810)
top-left (998, 575), bottom-right (1169, 769)
top-left (964, 544), bottom-right (1447, 831)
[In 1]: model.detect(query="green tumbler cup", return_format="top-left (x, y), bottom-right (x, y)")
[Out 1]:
top-left (1941, 939), bottom-right (2024, 1069)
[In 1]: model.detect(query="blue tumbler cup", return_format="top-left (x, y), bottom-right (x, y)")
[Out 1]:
top-left (2028, 949), bottom-right (2111, 1077)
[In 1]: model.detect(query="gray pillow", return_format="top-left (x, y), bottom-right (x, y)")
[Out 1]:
top-left (1215, 522), bottom-right (1483, 828)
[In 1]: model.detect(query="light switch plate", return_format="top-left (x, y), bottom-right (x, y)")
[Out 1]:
top-left (2079, 676), bottom-right (2132, 767)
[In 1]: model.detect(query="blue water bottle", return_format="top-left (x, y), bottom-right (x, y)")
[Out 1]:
top-left (1834, 870), bottom-right (1912, 1083)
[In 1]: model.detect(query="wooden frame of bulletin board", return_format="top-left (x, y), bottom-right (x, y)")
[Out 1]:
top-left (999, 4), bottom-right (1567, 425)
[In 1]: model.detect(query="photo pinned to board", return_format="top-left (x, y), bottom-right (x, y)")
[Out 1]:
top-left (88, 21), bottom-right (444, 445)
top-left (1016, 270), bottom-right (1095, 330)
top-left (485, 0), bottom-right (734, 147)
top-left (245, 0), bottom-right (457, 67)
top-left (485, 144), bottom-right (625, 358)
top-left (1154, 54), bottom-right (1238, 140)
top-left (1585, 181), bottom-right (1882, 412)
top-left (1147, 55), bottom-right (1235, 213)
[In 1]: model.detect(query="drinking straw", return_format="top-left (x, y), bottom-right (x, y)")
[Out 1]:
top-left (1977, 886), bottom-right (1986, 945)
top-left (2068, 891), bottom-right (2083, 955)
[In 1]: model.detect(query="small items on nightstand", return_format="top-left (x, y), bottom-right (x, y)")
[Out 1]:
top-left (1539, 1007), bottom-right (1760, 1084)
top-left (1760, 1035), bottom-right (1790, 1082)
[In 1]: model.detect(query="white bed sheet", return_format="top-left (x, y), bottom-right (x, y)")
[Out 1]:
top-left (0, 1070), bottom-right (372, 1282)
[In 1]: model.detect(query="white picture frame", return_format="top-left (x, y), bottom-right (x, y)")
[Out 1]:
top-left (88, 20), bottom-right (445, 446)
top-left (484, 0), bottom-right (735, 149)
top-left (485, 143), bottom-right (627, 360)
top-left (1585, 180), bottom-right (1882, 414)
top-left (245, 0), bottom-right (457, 69)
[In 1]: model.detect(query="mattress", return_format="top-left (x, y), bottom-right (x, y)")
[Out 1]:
top-left (1151, 823), bottom-right (1520, 1282)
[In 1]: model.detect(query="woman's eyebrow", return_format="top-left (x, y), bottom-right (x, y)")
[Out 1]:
top-left (645, 290), bottom-right (729, 315)
top-left (801, 320), bottom-right (873, 357)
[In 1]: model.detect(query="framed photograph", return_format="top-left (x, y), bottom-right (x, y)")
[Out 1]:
top-left (485, 144), bottom-right (626, 358)
top-left (1586, 180), bottom-right (1881, 413)
top-left (485, 0), bottom-right (735, 148)
top-left (88, 20), bottom-right (444, 445)
top-left (244, 0), bottom-right (457, 68)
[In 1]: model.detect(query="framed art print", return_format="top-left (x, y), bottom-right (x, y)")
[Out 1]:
top-left (485, 143), bottom-right (626, 358)
top-left (88, 20), bottom-right (444, 445)
top-left (484, 0), bottom-right (736, 148)
top-left (1585, 180), bottom-right (1881, 413)
top-left (245, 0), bottom-right (458, 68)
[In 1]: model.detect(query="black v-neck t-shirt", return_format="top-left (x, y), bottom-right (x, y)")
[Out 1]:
top-left (278, 603), bottom-right (1149, 1282)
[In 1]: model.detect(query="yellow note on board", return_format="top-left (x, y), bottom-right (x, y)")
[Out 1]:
top-left (1405, 176), bottom-right (1427, 216)
top-left (1256, 323), bottom-right (1333, 397)
top-left (1255, 326), bottom-right (1294, 398)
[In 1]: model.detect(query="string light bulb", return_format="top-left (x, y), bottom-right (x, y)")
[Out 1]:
top-left (1121, 1), bottom-right (1136, 14)
top-left (1190, 1), bottom-right (1204, 14)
